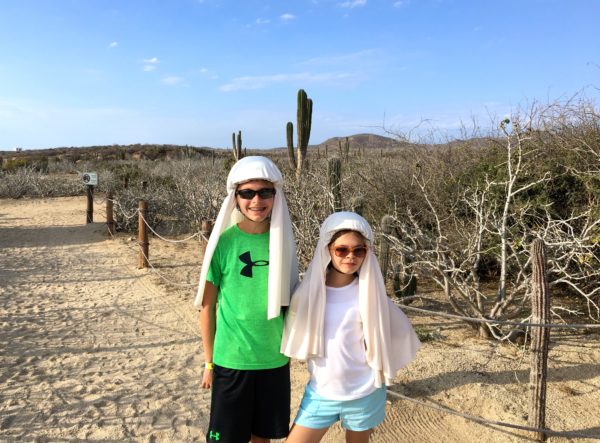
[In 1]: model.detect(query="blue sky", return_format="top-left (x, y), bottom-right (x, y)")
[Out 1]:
top-left (1, 0), bottom-right (598, 150)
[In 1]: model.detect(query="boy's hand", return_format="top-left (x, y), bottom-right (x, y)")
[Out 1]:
top-left (201, 367), bottom-right (213, 389)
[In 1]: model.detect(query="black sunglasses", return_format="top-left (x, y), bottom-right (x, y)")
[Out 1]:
top-left (235, 188), bottom-right (277, 200)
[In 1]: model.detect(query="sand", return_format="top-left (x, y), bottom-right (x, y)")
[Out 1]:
top-left (1, 196), bottom-right (598, 442)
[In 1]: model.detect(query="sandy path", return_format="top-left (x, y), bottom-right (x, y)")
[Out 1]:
top-left (0, 197), bottom-right (208, 442)
top-left (1, 196), bottom-right (599, 442)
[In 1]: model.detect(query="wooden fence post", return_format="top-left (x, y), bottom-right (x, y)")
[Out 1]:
top-left (138, 200), bottom-right (149, 269)
top-left (200, 220), bottom-right (213, 259)
top-left (86, 185), bottom-right (94, 224)
top-left (528, 239), bottom-right (550, 441)
top-left (106, 192), bottom-right (115, 236)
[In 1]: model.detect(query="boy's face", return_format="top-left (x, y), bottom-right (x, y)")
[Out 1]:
top-left (235, 179), bottom-right (275, 224)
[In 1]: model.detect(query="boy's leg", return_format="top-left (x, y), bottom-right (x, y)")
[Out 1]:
top-left (207, 365), bottom-right (254, 443)
top-left (251, 363), bottom-right (291, 440)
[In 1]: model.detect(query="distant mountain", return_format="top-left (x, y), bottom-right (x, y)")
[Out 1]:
top-left (0, 144), bottom-right (221, 165)
top-left (313, 133), bottom-right (399, 151)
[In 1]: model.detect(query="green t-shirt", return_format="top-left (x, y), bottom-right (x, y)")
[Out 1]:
top-left (207, 224), bottom-right (289, 370)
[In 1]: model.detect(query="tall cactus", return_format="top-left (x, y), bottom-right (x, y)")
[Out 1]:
top-left (379, 215), bottom-right (394, 282)
top-left (393, 255), bottom-right (417, 298)
top-left (328, 157), bottom-right (342, 213)
top-left (286, 89), bottom-right (313, 179)
top-left (350, 196), bottom-right (365, 216)
top-left (232, 130), bottom-right (243, 161)
top-left (286, 122), bottom-right (296, 169)
top-left (338, 137), bottom-right (350, 162)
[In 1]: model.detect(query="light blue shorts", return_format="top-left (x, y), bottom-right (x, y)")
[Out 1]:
top-left (294, 385), bottom-right (386, 431)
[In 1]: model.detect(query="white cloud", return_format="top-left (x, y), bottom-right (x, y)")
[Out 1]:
top-left (197, 67), bottom-right (218, 79)
top-left (162, 76), bottom-right (185, 86)
top-left (219, 72), bottom-right (354, 92)
top-left (302, 49), bottom-right (382, 66)
top-left (393, 1), bottom-right (408, 8)
top-left (256, 18), bottom-right (270, 25)
top-left (108, 41), bottom-right (118, 48)
top-left (142, 57), bottom-right (159, 72)
top-left (338, 0), bottom-right (366, 8)
top-left (280, 13), bottom-right (295, 21)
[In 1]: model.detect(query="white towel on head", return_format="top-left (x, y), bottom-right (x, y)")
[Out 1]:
top-left (194, 156), bottom-right (299, 319)
top-left (281, 211), bottom-right (420, 386)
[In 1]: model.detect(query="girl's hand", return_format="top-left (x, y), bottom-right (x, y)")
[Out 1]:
top-left (201, 367), bottom-right (213, 389)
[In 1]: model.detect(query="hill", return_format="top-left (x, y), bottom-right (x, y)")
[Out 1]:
top-left (312, 133), bottom-right (399, 151)
top-left (0, 144), bottom-right (223, 170)
top-left (1, 134), bottom-right (404, 168)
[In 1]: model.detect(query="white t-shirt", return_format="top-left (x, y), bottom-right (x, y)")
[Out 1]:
top-left (307, 278), bottom-right (376, 400)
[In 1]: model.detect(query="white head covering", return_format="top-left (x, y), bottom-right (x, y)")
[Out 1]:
top-left (281, 211), bottom-right (420, 386)
top-left (194, 156), bottom-right (299, 319)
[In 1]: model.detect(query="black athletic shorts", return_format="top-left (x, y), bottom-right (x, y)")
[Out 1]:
top-left (206, 362), bottom-right (291, 443)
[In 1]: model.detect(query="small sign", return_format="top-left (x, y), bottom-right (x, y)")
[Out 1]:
top-left (82, 172), bottom-right (98, 186)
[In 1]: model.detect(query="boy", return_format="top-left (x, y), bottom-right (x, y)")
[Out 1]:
top-left (195, 156), bottom-right (298, 443)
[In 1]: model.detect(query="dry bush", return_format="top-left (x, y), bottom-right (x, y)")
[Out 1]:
top-left (0, 167), bottom-right (81, 198)
top-left (110, 158), bottom-right (226, 235)
top-left (382, 97), bottom-right (600, 332)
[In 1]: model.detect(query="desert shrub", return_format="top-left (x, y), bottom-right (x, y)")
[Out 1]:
top-left (0, 167), bottom-right (37, 198)
top-left (382, 97), bottom-right (600, 329)
top-left (110, 158), bottom-right (225, 235)
top-left (0, 167), bottom-right (81, 198)
top-left (3, 156), bottom-right (49, 173)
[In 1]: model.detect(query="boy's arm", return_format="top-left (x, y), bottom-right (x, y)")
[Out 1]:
top-left (199, 281), bottom-right (218, 389)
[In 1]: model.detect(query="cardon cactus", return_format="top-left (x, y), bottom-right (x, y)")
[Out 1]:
top-left (350, 196), bottom-right (365, 216)
top-left (232, 130), bottom-right (243, 161)
top-left (379, 215), bottom-right (394, 282)
top-left (286, 89), bottom-right (313, 179)
top-left (286, 122), bottom-right (296, 169)
top-left (328, 157), bottom-right (342, 213)
top-left (338, 137), bottom-right (350, 162)
top-left (393, 256), bottom-right (417, 298)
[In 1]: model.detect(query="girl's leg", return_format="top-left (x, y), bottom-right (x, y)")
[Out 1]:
top-left (286, 424), bottom-right (329, 443)
top-left (251, 435), bottom-right (270, 443)
top-left (345, 429), bottom-right (371, 443)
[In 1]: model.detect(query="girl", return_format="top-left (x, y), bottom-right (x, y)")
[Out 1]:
top-left (281, 211), bottom-right (420, 443)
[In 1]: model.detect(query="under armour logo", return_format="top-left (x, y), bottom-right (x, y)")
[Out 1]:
top-left (209, 430), bottom-right (220, 441)
top-left (239, 251), bottom-right (269, 278)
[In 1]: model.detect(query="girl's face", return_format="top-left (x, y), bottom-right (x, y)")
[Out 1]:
top-left (235, 179), bottom-right (275, 224)
top-left (328, 231), bottom-right (367, 276)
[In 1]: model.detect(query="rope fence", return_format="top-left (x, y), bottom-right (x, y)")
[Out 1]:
top-left (94, 195), bottom-right (599, 442)
top-left (101, 201), bottom-right (201, 339)
top-left (394, 300), bottom-right (600, 330)
top-left (96, 194), bottom-right (211, 288)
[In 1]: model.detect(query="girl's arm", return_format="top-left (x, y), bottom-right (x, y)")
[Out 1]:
top-left (199, 281), bottom-right (218, 389)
